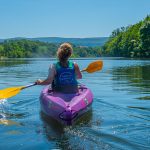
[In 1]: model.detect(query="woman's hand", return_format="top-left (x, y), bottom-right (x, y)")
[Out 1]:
top-left (35, 79), bottom-right (43, 85)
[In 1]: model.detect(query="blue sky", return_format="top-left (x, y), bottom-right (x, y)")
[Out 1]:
top-left (0, 0), bottom-right (150, 38)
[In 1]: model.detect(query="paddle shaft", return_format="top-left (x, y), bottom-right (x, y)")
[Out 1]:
top-left (81, 69), bottom-right (86, 72)
top-left (21, 83), bottom-right (37, 90)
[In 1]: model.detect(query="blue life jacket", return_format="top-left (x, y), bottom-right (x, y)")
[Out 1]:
top-left (53, 61), bottom-right (78, 93)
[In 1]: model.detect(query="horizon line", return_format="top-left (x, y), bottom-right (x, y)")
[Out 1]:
top-left (0, 36), bottom-right (109, 39)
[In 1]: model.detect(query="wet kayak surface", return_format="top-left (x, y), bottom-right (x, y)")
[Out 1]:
top-left (0, 58), bottom-right (150, 150)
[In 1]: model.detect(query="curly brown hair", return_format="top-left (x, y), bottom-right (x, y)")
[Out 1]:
top-left (57, 43), bottom-right (73, 66)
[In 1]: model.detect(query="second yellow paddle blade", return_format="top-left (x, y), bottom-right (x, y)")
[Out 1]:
top-left (0, 86), bottom-right (24, 99)
top-left (85, 60), bottom-right (103, 73)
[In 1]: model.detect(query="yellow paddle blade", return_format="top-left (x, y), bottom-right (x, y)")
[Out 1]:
top-left (0, 86), bottom-right (24, 99)
top-left (82, 60), bottom-right (103, 73)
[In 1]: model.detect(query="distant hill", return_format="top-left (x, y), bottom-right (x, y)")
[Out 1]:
top-left (0, 37), bottom-right (108, 47)
top-left (0, 39), bottom-right (4, 43)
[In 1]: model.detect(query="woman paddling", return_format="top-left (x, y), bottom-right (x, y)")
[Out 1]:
top-left (36, 43), bottom-right (82, 93)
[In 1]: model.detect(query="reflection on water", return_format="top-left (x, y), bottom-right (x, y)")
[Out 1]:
top-left (136, 96), bottom-right (150, 100)
top-left (0, 118), bottom-right (21, 126)
top-left (0, 58), bottom-right (150, 149)
top-left (0, 99), bottom-right (23, 126)
top-left (111, 65), bottom-right (150, 92)
top-left (128, 106), bottom-right (150, 112)
top-left (0, 59), bottom-right (30, 67)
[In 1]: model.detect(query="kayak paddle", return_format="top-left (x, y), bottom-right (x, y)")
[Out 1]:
top-left (0, 60), bottom-right (103, 99)
top-left (0, 83), bottom-right (36, 99)
top-left (81, 60), bottom-right (103, 73)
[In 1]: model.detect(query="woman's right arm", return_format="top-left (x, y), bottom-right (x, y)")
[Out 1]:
top-left (36, 64), bottom-right (56, 85)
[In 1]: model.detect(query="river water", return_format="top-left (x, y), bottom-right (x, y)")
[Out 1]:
top-left (0, 58), bottom-right (150, 150)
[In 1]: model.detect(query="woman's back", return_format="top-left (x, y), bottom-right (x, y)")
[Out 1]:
top-left (52, 61), bottom-right (78, 93)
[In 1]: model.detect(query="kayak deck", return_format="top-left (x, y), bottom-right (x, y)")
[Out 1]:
top-left (40, 85), bottom-right (93, 125)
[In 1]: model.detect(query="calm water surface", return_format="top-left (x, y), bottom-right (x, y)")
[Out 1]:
top-left (0, 58), bottom-right (150, 150)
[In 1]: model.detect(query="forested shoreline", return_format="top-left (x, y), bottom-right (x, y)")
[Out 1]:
top-left (103, 15), bottom-right (150, 58)
top-left (0, 40), bottom-right (102, 58)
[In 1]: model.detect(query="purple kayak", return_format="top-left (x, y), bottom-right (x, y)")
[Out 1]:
top-left (40, 84), bottom-right (93, 125)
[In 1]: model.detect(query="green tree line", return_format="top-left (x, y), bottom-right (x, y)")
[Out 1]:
top-left (103, 15), bottom-right (150, 58)
top-left (0, 40), bottom-right (102, 58)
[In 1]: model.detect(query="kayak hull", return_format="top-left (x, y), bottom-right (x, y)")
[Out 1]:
top-left (40, 85), bottom-right (93, 125)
